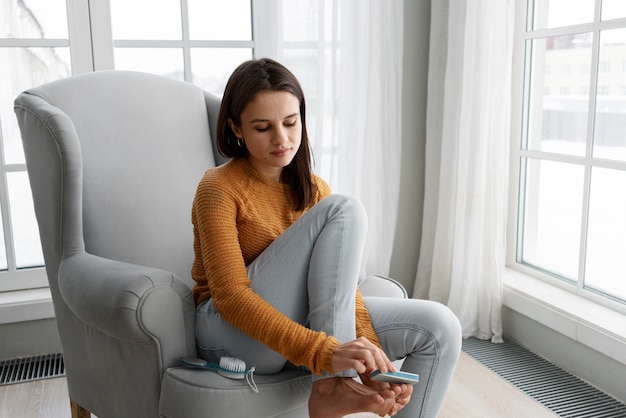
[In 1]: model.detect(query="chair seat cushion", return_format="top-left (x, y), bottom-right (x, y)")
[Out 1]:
top-left (159, 367), bottom-right (311, 418)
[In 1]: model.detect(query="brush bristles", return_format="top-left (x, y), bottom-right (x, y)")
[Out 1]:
top-left (218, 357), bottom-right (247, 380)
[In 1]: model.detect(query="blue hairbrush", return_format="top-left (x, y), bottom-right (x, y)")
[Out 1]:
top-left (181, 357), bottom-right (258, 392)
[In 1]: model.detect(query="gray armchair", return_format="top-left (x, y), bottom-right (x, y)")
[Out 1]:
top-left (14, 70), bottom-right (407, 418)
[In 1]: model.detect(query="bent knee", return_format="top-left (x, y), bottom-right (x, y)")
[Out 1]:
top-left (431, 302), bottom-right (462, 354)
top-left (321, 194), bottom-right (367, 225)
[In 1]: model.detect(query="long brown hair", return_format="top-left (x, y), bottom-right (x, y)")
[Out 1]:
top-left (216, 58), bottom-right (315, 211)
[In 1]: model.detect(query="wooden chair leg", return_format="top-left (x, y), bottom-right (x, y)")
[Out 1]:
top-left (70, 399), bottom-right (91, 418)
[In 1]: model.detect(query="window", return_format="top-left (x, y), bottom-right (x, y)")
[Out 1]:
top-left (0, 0), bottom-right (253, 293)
top-left (514, 0), bottom-right (626, 306)
top-left (107, 0), bottom-right (253, 96)
top-left (0, 0), bottom-right (73, 291)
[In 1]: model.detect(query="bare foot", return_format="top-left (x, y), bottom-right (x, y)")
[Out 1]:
top-left (308, 377), bottom-right (397, 418)
top-left (359, 373), bottom-right (414, 416)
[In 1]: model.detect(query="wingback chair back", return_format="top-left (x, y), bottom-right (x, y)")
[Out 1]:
top-left (18, 70), bottom-right (222, 282)
top-left (14, 71), bottom-right (313, 418)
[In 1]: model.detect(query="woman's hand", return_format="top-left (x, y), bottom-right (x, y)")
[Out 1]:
top-left (331, 336), bottom-right (395, 375)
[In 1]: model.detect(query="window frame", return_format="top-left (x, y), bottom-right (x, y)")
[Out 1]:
top-left (508, 0), bottom-right (626, 315)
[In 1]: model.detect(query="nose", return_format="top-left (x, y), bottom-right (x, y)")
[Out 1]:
top-left (272, 126), bottom-right (289, 145)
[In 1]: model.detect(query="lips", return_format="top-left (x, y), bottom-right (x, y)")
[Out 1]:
top-left (271, 148), bottom-right (291, 157)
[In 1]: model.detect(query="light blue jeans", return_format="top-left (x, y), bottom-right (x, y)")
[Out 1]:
top-left (196, 194), bottom-right (461, 417)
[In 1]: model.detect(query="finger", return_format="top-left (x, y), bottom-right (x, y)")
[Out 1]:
top-left (331, 338), bottom-right (395, 374)
top-left (354, 340), bottom-right (384, 373)
top-left (399, 383), bottom-right (413, 399)
top-left (355, 339), bottom-right (395, 374)
top-left (391, 384), bottom-right (411, 401)
top-left (394, 384), bottom-right (413, 409)
top-left (370, 347), bottom-right (395, 374)
top-left (338, 357), bottom-right (368, 374)
top-left (353, 359), bottom-right (368, 374)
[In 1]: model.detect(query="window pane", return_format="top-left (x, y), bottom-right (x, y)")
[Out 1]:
top-left (520, 158), bottom-right (584, 281)
top-left (602, 0), bottom-right (626, 20)
top-left (190, 48), bottom-right (252, 96)
top-left (525, 34), bottom-right (592, 156)
top-left (0, 47), bottom-right (71, 164)
top-left (592, 29), bottom-right (626, 161)
top-left (585, 167), bottom-right (626, 301)
top-left (110, 0), bottom-right (181, 40)
top-left (1, 0), bottom-right (68, 38)
top-left (188, 0), bottom-right (252, 40)
top-left (532, 0), bottom-right (594, 30)
top-left (114, 48), bottom-right (184, 80)
top-left (7, 172), bottom-right (44, 268)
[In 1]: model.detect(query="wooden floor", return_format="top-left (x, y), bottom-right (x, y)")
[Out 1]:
top-left (0, 353), bottom-right (557, 418)
top-left (438, 352), bottom-right (557, 418)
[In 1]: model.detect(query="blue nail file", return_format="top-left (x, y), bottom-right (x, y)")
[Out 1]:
top-left (370, 370), bottom-right (419, 385)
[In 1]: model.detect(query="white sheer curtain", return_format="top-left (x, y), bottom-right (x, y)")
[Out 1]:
top-left (253, 0), bottom-right (404, 277)
top-left (414, 0), bottom-right (514, 342)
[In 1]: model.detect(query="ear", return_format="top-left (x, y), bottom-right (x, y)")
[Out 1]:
top-left (228, 118), bottom-right (243, 138)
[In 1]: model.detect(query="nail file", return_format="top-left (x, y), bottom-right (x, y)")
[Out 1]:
top-left (370, 370), bottom-right (419, 385)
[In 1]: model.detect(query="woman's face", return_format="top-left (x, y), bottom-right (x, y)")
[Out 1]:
top-left (229, 90), bottom-right (302, 182)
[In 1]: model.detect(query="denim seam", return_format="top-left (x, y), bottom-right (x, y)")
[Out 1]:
top-left (331, 201), bottom-right (346, 340)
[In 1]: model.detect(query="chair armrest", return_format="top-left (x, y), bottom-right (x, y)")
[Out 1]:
top-left (58, 253), bottom-right (195, 362)
top-left (359, 274), bottom-right (408, 299)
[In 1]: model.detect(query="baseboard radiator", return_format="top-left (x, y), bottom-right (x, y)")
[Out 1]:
top-left (0, 353), bottom-right (65, 386)
top-left (463, 337), bottom-right (626, 418)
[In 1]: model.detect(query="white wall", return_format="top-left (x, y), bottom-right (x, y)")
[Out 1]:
top-left (389, 0), bottom-right (430, 293)
top-left (0, 318), bottom-right (62, 359)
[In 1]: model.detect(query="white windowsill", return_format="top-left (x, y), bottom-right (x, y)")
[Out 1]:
top-left (503, 267), bottom-right (626, 365)
top-left (0, 288), bottom-right (55, 325)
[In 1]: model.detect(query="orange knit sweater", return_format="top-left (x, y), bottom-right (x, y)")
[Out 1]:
top-left (191, 157), bottom-right (380, 375)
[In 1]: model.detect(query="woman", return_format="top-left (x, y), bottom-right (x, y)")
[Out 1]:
top-left (192, 58), bottom-right (461, 417)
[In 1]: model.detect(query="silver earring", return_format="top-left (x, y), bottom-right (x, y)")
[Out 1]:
top-left (237, 137), bottom-right (244, 148)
